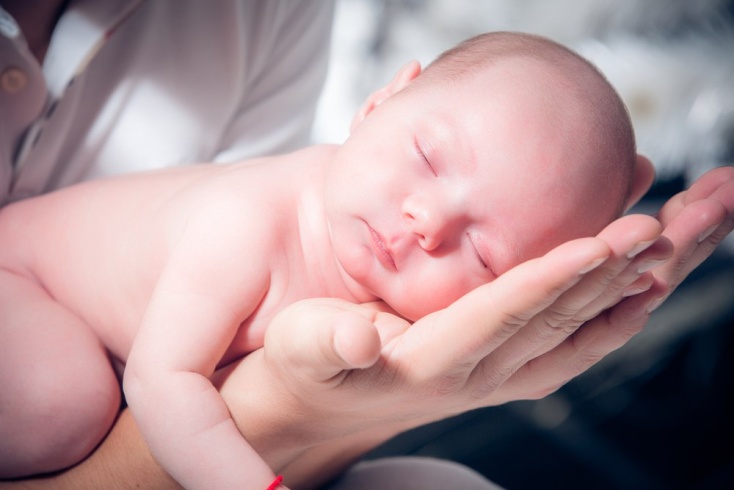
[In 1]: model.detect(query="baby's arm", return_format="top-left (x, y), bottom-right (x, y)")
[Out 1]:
top-left (123, 203), bottom-right (276, 490)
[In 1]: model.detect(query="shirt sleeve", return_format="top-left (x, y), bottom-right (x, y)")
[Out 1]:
top-left (213, 1), bottom-right (336, 162)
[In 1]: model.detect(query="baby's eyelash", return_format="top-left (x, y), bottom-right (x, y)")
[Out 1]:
top-left (467, 232), bottom-right (495, 276)
top-left (474, 246), bottom-right (488, 269)
top-left (414, 140), bottom-right (437, 176)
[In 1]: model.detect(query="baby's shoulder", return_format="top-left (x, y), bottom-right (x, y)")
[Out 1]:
top-left (177, 145), bottom-right (335, 233)
top-left (297, 144), bottom-right (339, 162)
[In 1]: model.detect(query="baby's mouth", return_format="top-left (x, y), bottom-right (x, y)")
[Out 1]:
top-left (367, 222), bottom-right (396, 270)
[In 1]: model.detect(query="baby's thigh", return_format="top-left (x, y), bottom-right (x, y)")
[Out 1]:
top-left (0, 268), bottom-right (120, 478)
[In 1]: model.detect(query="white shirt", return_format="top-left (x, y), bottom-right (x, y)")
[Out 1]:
top-left (0, 0), bottom-right (335, 204)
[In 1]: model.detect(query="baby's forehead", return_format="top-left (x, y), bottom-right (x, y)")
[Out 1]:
top-left (414, 53), bottom-right (627, 173)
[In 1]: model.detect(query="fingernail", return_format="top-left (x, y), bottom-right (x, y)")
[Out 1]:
top-left (622, 283), bottom-right (653, 297)
top-left (626, 239), bottom-right (656, 259)
top-left (698, 224), bottom-right (720, 243)
top-left (579, 257), bottom-right (606, 274)
top-left (646, 297), bottom-right (665, 314)
top-left (636, 258), bottom-right (668, 273)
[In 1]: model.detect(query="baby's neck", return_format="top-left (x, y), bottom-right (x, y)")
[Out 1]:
top-left (290, 146), bottom-right (376, 304)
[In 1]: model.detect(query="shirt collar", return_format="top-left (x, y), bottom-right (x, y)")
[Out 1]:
top-left (43, 0), bottom-right (144, 97)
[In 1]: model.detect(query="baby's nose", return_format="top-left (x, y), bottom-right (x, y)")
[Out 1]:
top-left (402, 195), bottom-right (460, 251)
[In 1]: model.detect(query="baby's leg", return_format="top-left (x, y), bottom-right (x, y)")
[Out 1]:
top-left (0, 268), bottom-right (121, 478)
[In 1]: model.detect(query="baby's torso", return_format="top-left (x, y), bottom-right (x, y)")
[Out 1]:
top-left (0, 166), bottom-right (199, 360)
top-left (0, 146), bottom-right (353, 367)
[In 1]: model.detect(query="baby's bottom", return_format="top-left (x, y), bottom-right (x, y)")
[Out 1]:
top-left (0, 268), bottom-right (121, 478)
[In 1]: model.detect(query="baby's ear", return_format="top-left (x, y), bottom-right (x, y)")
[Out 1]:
top-left (625, 154), bottom-right (656, 211)
top-left (349, 60), bottom-right (422, 133)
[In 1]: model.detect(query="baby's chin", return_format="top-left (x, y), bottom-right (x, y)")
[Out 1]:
top-left (370, 292), bottom-right (420, 322)
top-left (384, 295), bottom-right (452, 323)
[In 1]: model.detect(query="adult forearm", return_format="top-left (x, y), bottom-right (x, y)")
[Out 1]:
top-left (0, 410), bottom-right (179, 490)
top-left (0, 407), bottom-right (389, 490)
top-left (279, 423), bottom-right (407, 490)
top-left (0, 392), bottom-right (384, 490)
top-left (0, 354), bottom-right (390, 490)
top-left (214, 353), bottom-right (419, 489)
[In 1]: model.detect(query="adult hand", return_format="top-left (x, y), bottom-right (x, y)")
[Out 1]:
top-left (221, 167), bottom-right (732, 467)
top-left (495, 164), bottom-right (734, 402)
top-left (222, 213), bottom-right (670, 461)
top-left (651, 165), bottom-right (734, 294)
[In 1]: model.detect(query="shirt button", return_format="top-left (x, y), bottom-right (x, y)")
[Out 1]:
top-left (1, 66), bottom-right (27, 94)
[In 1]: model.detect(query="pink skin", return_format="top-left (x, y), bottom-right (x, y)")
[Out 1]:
top-left (0, 43), bottom-right (729, 488)
top-left (0, 55), bottom-right (640, 486)
top-left (325, 58), bottom-right (626, 320)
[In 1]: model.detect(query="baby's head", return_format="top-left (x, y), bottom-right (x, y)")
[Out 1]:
top-left (325, 31), bottom-right (637, 320)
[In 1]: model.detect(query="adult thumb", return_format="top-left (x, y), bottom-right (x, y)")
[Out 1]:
top-left (266, 299), bottom-right (382, 384)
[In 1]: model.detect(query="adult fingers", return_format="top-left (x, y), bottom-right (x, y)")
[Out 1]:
top-left (392, 237), bottom-right (611, 390)
top-left (655, 195), bottom-right (732, 294)
top-left (476, 215), bottom-right (663, 380)
top-left (658, 166), bottom-right (734, 222)
top-left (573, 214), bottom-right (666, 315)
top-left (577, 218), bottom-right (672, 318)
top-left (521, 178), bottom-right (728, 366)
top-left (489, 167), bottom-right (733, 404)
top-left (655, 166), bottom-right (734, 253)
top-left (489, 282), bottom-right (665, 406)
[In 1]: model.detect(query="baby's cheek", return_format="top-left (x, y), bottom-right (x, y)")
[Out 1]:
top-left (395, 275), bottom-right (483, 321)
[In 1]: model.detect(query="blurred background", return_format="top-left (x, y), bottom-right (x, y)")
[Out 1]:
top-left (313, 1), bottom-right (734, 488)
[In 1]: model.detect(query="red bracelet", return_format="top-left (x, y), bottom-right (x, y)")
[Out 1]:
top-left (266, 475), bottom-right (284, 490)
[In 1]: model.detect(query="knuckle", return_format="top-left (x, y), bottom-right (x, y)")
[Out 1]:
top-left (497, 310), bottom-right (531, 330)
top-left (540, 309), bottom-right (568, 328)
top-left (537, 308), bottom-right (583, 336)
top-left (430, 373), bottom-right (468, 396)
top-left (469, 361), bottom-right (515, 400)
top-left (599, 266), bottom-right (622, 283)
top-left (425, 359), bottom-right (475, 396)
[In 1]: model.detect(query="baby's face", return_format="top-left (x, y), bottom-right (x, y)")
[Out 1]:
top-left (325, 58), bottom-right (621, 320)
